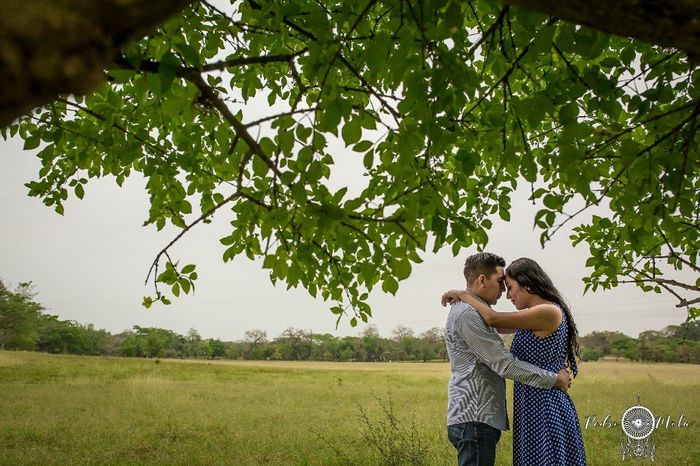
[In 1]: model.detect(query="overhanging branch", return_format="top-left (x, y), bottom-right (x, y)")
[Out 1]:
top-left (503, 0), bottom-right (700, 61)
top-left (185, 73), bottom-right (284, 181)
top-left (201, 49), bottom-right (308, 72)
top-left (0, 0), bottom-right (196, 127)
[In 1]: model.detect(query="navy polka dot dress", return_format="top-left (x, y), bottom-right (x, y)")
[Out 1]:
top-left (510, 308), bottom-right (587, 465)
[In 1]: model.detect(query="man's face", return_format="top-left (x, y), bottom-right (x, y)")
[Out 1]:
top-left (481, 266), bottom-right (505, 305)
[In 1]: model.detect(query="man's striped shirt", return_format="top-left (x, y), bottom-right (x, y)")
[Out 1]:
top-left (446, 300), bottom-right (557, 431)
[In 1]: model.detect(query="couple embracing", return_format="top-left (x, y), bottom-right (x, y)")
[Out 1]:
top-left (443, 252), bottom-right (586, 466)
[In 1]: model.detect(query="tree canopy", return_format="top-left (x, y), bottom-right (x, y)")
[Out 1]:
top-left (3, 0), bottom-right (699, 324)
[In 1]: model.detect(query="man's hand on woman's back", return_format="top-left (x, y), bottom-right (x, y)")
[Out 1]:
top-left (554, 369), bottom-right (571, 393)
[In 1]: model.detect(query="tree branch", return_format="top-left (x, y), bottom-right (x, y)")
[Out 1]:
top-left (548, 105), bottom-right (700, 240)
top-left (1, 0), bottom-right (196, 127)
top-left (465, 7), bottom-right (510, 61)
top-left (503, 0), bottom-right (700, 61)
top-left (185, 73), bottom-right (284, 181)
top-left (201, 49), bottom-right (308, 72)
top-left (145, 190), bottom-right (240, 288)
top-left (552, 43), bottom-right (592, 91)
top-left (244, 107), bottom-right (318, 128)
top-left (585, 100), bottom-right (698, 159)
top-left (683, 297), bottom-right (700, 306)
top-left (617, 278), bottom-right (700, 293)
top-left (647, 254), bottom-right (700, 274)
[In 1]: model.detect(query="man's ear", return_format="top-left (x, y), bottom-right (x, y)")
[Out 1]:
top-left (476, 274), bottom-right (486, 288)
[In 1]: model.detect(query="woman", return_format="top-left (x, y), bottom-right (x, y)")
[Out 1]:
top-left (442, 257), bottom-right (586, 466)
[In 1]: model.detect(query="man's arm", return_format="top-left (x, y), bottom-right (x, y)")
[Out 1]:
top-left (455, 306), bottom-right (566, 390)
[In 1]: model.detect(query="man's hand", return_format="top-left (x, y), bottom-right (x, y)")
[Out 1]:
top-left (554, 368), bottom-right (572, 393)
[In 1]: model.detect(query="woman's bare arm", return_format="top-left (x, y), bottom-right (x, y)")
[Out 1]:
top-left (441, 289), bottom-right (561, 332)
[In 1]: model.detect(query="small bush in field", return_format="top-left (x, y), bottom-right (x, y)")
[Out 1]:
top-left (357, 392), bottom-right (434, 466)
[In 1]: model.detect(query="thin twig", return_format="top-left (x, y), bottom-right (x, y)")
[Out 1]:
top-left (201, 49), bottom-right (308, 72)
top-left (145, 191), bottom-right (242, 286)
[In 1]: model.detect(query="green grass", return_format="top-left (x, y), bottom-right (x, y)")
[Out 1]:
top-left (0, 352), bottom-right (698, 465)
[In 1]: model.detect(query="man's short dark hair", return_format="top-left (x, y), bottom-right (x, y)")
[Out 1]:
top-left (463, 252), bottom-right (505, 284)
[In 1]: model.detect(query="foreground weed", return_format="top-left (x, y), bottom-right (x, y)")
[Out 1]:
top-left (357, 391), bottom-right (435, 466)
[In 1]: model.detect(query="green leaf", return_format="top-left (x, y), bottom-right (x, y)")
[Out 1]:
top-left (531, 24), bottom-right (555, 55)
top-left (146, 72), bottom-right (161, 95)
top-left (175, 42), bottom-right (201, 67)
top-left (393, 259), bottom-right (412, 280)
top-left (353, 140), bottom-right (373, 152)
top-left (382, 277), bottom-right (399, 295)
top-left (252, 155), bottom-right (269, 177)
top-left (543, 194), bottom-right (562, 210)
top-left (558, 103), bottom-right (578, 125)
top-left (180, 278), bottom-right (191, 294)
top-left (263, 255), bottom-right (276, 269)
top-left (456, 150), bottom-right (476, 175)
top-left (107, 69), bottom-right (137, 83)
top-left (363, 150), bottom-right (374, 169)
top-left (296, 125), bottom-right (312, 141)
top-left (341, 118), bottom-right (362, 145)
top-left (23, 136), bottom-right (40, 150)
top-left (443, 1), bottom-right (464, 34)
top-left (158, 52), bottom-right (180, 93)
top-left (365, 32), bottom-right (392, 74)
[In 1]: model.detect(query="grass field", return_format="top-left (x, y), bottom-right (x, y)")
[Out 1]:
top-left (0, 352), bottom-right (698, 465)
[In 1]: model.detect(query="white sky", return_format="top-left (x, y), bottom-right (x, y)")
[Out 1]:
top-left (0, 131), bottom-right (690, 341)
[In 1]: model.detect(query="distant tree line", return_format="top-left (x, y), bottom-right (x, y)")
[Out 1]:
top-left (0, 280), bottom-right (446, 361)
top-left (1, 279), bottom-right (699, 363)
top-left (579, 325), bottom-right (700, 363)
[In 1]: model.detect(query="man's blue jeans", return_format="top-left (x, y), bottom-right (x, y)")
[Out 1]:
top-left (447, 422), bottom-right (502, 466)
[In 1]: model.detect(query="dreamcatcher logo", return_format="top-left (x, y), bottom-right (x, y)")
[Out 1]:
top-left (584, 394), bottom-right (691, 462)
top-left (620, 394), bottom-right (656, 461)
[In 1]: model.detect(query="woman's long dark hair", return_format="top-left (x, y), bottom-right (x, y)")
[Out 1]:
top-left (506, 257), bottom-right (581, 376)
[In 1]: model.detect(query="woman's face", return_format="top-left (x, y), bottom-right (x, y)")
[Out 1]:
top-left (505, 275), bottom-right (530, 310)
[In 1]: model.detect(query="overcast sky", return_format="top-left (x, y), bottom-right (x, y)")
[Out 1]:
top-left (1, 130), bottom-right (691, 341)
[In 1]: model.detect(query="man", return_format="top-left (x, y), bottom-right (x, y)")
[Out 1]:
top-left (444, 252), bottom-right (571, 466)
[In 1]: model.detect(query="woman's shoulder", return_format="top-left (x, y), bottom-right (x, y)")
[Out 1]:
top-left (529, 302), bottom-right (564, 320)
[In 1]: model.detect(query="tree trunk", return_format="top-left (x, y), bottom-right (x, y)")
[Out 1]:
top-left (505, 0), bottom-right (700, 61)
top-left (0, 0), bottom-right (195, 127)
